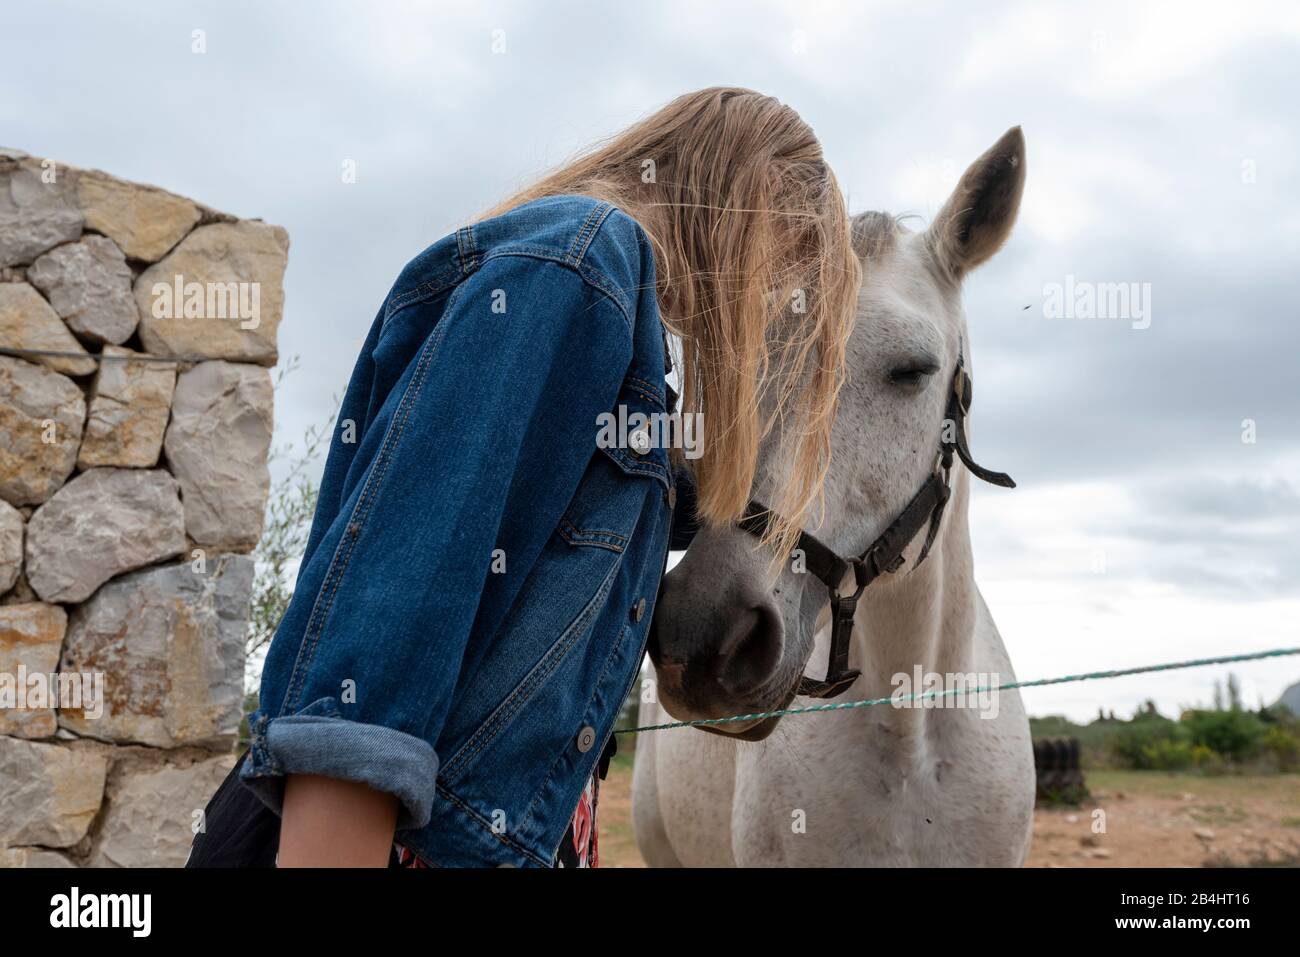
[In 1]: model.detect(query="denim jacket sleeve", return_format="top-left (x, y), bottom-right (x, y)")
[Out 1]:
top-left (241, 250), bottom-right (635, 829)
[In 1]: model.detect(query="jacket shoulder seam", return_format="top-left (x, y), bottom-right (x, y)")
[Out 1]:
top-left (467, 247), bottom-right (636, 332)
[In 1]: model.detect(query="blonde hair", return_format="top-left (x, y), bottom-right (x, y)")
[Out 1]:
top-left (479, 87), bottom-right (861, 559)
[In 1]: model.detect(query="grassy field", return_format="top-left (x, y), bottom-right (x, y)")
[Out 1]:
top-left (597, 758), bottom-right (1300, 867)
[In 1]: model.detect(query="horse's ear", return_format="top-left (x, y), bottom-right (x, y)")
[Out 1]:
top-left (927, 126), bottom-right (1025, 280)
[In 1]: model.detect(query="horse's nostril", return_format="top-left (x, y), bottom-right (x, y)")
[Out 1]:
top-left (714, 604), bottom-right (783, 697)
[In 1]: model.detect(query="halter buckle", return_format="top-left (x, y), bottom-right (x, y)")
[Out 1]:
top-left (793, 591), bottom-right (862, 699)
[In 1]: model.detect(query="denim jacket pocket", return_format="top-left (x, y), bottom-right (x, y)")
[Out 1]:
top-left (558, 382), bottom-right (672, 553)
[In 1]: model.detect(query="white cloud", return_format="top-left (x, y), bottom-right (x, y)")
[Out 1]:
top-left (958, 0), bottom-right (1300, 98)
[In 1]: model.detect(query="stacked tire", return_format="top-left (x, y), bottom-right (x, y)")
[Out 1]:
top-left (1032, 737), bottom-right (1088, 804)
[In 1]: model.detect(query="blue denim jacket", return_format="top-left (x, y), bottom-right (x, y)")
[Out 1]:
top-left (242, 196), bottom-right (677, 867)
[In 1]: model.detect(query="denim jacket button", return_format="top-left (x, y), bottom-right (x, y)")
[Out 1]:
top-left (631, 597), bottom-right (646, 622)
top-left (576, 726), bottom-right (596, 752)
top-left (629, 428), bottom-right (651, 455)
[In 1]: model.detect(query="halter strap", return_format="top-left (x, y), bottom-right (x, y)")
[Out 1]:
top-left (736, 354), bottom-right (1015, 699)
top-left (739, 502), bottom-right (852, 588)
top-left (950, 369), bottom-right (1015, 488)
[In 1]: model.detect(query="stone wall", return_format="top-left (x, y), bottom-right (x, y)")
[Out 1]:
top-left (0, 148), bottom-right (284, 867)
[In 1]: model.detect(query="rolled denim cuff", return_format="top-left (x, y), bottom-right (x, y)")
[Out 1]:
top-left (240, 697), bottom-right (439, 830)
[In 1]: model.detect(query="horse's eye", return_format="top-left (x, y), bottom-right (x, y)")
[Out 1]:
top-left (888, 360), bottom-right (939, 387)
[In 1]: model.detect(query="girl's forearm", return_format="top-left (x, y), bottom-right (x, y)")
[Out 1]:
top-left (277, 774), bottom-right (399, 867)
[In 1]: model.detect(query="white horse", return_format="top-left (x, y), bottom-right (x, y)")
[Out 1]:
top-left (633, 128), bottom-right (1035, 867)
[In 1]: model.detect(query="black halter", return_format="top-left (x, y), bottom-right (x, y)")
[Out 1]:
top-left (738, 351), bottom-right (1015, 699)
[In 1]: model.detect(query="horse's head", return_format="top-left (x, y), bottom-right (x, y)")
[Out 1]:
top-left (649, 127), bottom-right (1026, 739)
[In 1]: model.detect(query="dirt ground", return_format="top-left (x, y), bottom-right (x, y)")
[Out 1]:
top-left (1028, 770), bottom-right (1300, 868)
top-left (597, 757), bottom-right (1300, 868)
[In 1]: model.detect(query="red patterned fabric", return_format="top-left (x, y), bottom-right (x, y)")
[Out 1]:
top-left (564, 774), bottom-right (599, 868)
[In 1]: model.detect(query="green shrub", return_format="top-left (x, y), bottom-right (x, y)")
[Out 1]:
top-left (1182, 709), bottom-right (1265, 761)
top-left (1110, 718), bottom-right (1190, 769)
top-left (1139, 737), bottom-right (1195, 770)
top-left (1261, 724), bottom-right (1300, 771)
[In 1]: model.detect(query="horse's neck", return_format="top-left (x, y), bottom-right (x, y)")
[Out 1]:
top-left (848, 473), bottom-right (979, 716)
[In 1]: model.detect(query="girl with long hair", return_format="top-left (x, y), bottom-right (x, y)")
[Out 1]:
top-left (190, 86), bottom-right (860, 867)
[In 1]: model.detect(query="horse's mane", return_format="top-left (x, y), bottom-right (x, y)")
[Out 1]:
top-left (850, 210), bottom-right (901, 260)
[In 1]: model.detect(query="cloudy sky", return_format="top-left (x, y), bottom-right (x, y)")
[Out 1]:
top-left (6, 0), bottom-right (1298, 721)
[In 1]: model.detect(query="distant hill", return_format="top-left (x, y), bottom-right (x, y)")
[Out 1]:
top-left (1276, 681), bottom-right (1300, 715)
